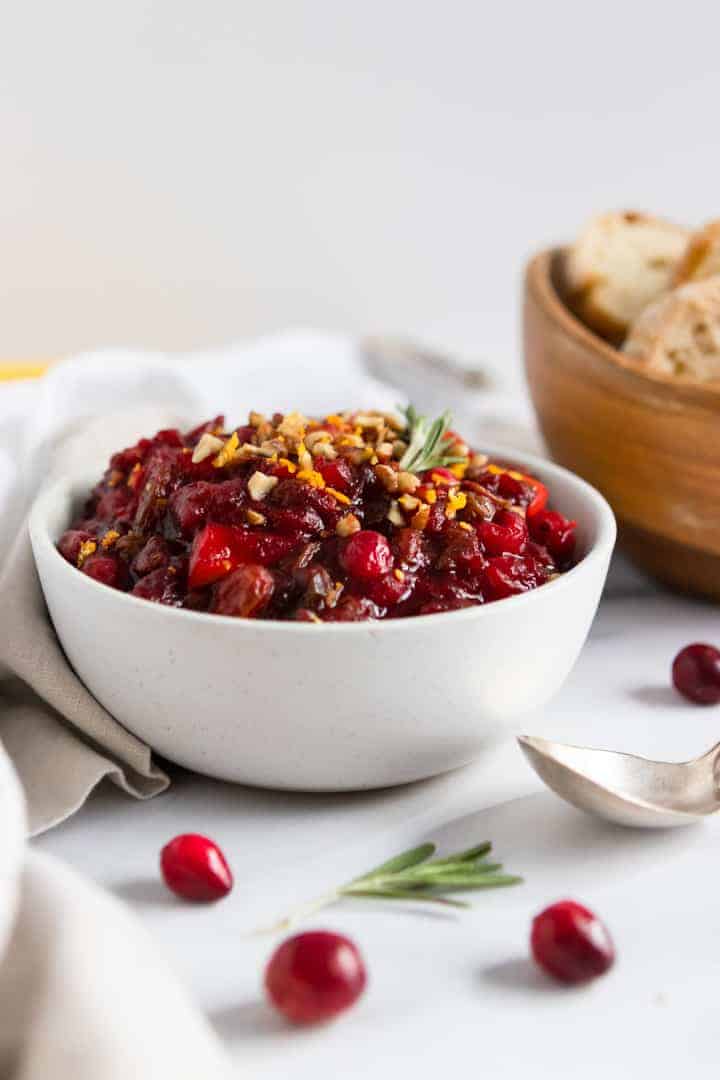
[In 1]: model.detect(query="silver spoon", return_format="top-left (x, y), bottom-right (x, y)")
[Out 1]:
top-left (518, 734), bottom-right (720, 828)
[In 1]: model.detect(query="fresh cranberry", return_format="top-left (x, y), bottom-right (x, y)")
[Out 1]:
top-left (672, 643), bottom-right (720, 705)
top-left (82, 554), bottom-right (126, 588)
top-left (265, 931), bottom-right (367, 1025)
top-left (531, 900), bottom-right (615, 984)
top-left (529, 509), bottom-right (577, 563)
top-left (341, 530), bottom-right (393, 580)
top-left (477, 509), bottom-right (528, 556)
top-left (482, 554), bottom-right (546, 600)
top-left (315, 457), bottom-right (354, 493)
top-left (57, 529), bottom-right (95, 564)
top-left (160, 833), bottom-right (233, 902)
top-left (212, 564), bottom-right (275, 617)
top-left (362, 570), bottom-right (413, 609)
top-left (131, 567), bottom-right (182, 606)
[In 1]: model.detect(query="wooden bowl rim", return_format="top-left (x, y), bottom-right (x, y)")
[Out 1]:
top-left (526, 248), bottom-right (720, 409)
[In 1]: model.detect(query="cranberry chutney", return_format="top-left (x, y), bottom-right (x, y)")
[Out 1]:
top-left (57, 407), bottom-right (578, 621)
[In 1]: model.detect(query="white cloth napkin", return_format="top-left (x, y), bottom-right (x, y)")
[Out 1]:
top-left (0, 745), bottom-right (232, 1079)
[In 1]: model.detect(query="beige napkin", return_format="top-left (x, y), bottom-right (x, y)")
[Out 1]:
top-left (0, 531), bottom-right (169, 835)
top-left (0, 401), bottom-right (192, 835)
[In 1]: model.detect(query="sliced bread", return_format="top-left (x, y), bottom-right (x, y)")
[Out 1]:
top-left (622, 278), bottom-right (720, 381)
top-left (566, 211), bottom-right (690, 343)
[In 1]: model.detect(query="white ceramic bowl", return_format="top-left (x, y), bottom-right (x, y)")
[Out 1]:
top-left (30, 446), bottom-right (616, 791)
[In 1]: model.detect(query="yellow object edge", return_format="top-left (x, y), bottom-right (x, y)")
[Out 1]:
top-left (0, 363), bottom-right (50, 382)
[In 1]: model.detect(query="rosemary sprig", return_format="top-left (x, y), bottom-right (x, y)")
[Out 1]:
top-left (258, 840), bottom-right (522, 934)
top-left (398, 404), bottom-right (466, 474)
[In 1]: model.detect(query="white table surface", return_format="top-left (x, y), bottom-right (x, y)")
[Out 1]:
top-left (34, 555), bottom-right (720, 1077)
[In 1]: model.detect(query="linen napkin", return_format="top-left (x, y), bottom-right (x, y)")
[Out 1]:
top-left (0, 332), bottom-right (401, 833)
top-left (0, 744), bottom-right (232, 1079)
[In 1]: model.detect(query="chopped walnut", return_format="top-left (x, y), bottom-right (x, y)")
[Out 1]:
top-left (246, 509), bottom-right (266, 526)
top-left (312, 441), bottom-right (338, 460)
top-left (398, 494), bottom-right (420, 512)
top-left (387, 500), bottom-right (405, 526)
top-left (247, 471), bottom-right (278, 501)
top-left (192, 432), bottom-right (225, 464)
top-left (375, 464), bottom-right (399, 493)
top-left (397, 471), bottom-right (420, 494)
top-left (336, 513), bottom-right (361, 537)
top-left (277, 411), bottom-right (308, 440)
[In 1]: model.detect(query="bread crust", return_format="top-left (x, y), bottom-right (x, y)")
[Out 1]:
top-left (622, 278), bottom-right (720, 381)
top-left (673, 220), bottom-right (720, 286)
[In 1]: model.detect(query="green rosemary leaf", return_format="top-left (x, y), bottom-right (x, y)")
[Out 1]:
top-left (346, 888), bottom-right (470, 908)
top-left (259, 837), bottom-right (522, 934)
top-left (353, 842), bottom-right (436, 882)
top-left (397, 404), bottom-right (465, 474)
top-left (390, 873), bottom-right (523, 891)
top-left (429, 842), bottom-right (492, 865)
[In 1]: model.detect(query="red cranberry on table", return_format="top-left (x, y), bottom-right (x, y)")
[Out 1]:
top-left (160, 833), bottom-right (233, 902)
top-left (672, 643), bottom-right (720, 705)
top-left (531, 900), bottom-right (615, 984)
top-left (265, 931), bottom-right (367, 1024)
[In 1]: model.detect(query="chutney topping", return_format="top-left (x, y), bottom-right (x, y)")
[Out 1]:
top-left (57, 408), bottom-right (577, 621)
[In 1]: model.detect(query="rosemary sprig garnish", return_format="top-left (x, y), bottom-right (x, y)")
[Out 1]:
top-left (398, 404), bottom-right (466, 475)
top-left (258, 840), bottom-right (522, 934)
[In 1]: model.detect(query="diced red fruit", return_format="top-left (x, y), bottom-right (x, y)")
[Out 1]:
top-left (482, 555), bottom-right (546, 600)
top-left (189, 523), bottom-right (302, 588)
top-left (131, 567), bottom-right (183, 605)
top-left (435, 522), bottom-right (486, 574)
top-left (362, 571), bottom-right (413, 609)
top-left (529, 509), bottom-right (577, 563)
top-left (132, 535), bottom-right (170, 576)
top-left (152, 428), bottom-right (184, 448)
top-left (271, 478), bottom-right (342, 525)
top-left (477, 509), bottom-right (528, 556)
top-left (264, 505), bottom-right (324, 536)
top-left (186, 415), bottom-right (225, 442)
top-left (160, 833), bottom-right (233, 902)
top-left (315, 457), bottom-right (354, 492)
top-left (321, 596), bottom-right (383, 621)
top-left (94, 485), bottom-right (136, 523)
top-left (212, 564), bottom-right (275, 617)
top-left (531, 900), bottom-right (615, 984)
top-left (169, 481), bottom-right (218, 536)
top-left (394, 527), bottom-right (432, 571)
top-left (341, 530), bottom-right (393, 580)
top-left (82, 554), bottom-right (126, 588)
top-left (58, 529), bottom-right (94, 564)
top-left (672, 643), bottom-right (720, 705)
top-left (422, 466), bottom-right (458, 486)
top-left (265, 931), bottom-right (367, 1025)
top-left (109, 438), bottom-right (151, 472)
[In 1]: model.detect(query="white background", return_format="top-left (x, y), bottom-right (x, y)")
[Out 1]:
top-left (1, 0), bottom-right (719, 361)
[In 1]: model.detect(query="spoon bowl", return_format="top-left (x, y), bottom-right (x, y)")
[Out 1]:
top-left (518, 734), bottom-right (720, 828)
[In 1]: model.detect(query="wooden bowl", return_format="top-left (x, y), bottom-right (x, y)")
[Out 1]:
top-left (524, 248), bottom-right (720, 601)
